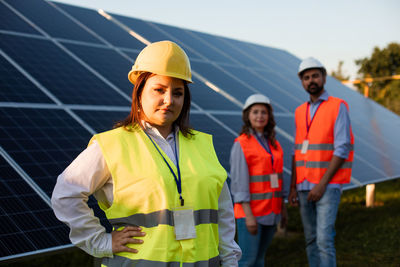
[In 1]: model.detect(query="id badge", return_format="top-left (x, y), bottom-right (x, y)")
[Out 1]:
top-left (173, 207), bottom-right (196, 240)
top-left (301, 140), bottom-right (309, 154)
top-left (270, 173), bottom-right (279, 188)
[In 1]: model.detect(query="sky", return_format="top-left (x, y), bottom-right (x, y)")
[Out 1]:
top-left (52, 0), bottom-right (400, 80)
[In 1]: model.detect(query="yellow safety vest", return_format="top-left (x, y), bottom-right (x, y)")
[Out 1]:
top-left (90, 126), bottom-right (227, 266)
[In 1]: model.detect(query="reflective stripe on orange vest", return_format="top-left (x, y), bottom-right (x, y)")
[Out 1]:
top-left (251, 191), bottom-right (282, 200)
top-left (294, 96), bottom-right (354, 184)
top-left (250, 173), bottom-right (283, 183)
top-left (233, 133), bottom-right (283, 219)
top-left (295, 160), bottom-right (353, 169)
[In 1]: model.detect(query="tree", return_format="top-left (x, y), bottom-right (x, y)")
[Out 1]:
top-left (355, 43), bottom-right (400, 115)
top-left (331, 60), bottom-right (350, 81)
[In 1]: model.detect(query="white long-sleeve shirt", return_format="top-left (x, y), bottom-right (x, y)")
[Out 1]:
top-left (51, 125), bottom-right (241, 266)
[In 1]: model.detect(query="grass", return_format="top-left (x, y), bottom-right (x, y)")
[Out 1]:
top-left (266, 178), bottom-right (400, 266)
top-left (3, 179), bottom-right (400, 267)
top-left (2, 248), bottom-right (94, 267)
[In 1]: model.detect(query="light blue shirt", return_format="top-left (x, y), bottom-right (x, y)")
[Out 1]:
top-left (293, 91), bottom-right (352, 191)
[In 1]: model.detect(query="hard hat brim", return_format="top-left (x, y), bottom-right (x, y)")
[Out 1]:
top-left (128, 70), bottom-right (193, 85)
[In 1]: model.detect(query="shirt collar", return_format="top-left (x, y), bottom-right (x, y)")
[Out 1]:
top-left (143, 121), bottom-right (178, 141)
top-left (309, 90), bottom-right (329, 104)
top-left (250, 128), bottom-right (264, 138)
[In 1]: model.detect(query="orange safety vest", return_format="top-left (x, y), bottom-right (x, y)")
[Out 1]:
top-left (233, 134), bottom-right (283, 219)
top-left (294, 96), bottom-right (354, 184)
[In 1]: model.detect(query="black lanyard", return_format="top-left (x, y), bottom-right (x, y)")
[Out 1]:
top-left (254, 133), bottom-right (274, 169)
top-left (306, 101), bottom-right (324, 138)
top-left (144, 131), bottom-right (184, 206)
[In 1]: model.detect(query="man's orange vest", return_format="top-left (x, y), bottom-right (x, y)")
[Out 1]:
top-left (294, 96), bottom-right (354, 184)
top-left (233, 134), bottom-right (283, 219)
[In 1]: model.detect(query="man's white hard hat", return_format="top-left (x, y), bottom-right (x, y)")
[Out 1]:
top-left (298, 57), bottom-right (326, 78)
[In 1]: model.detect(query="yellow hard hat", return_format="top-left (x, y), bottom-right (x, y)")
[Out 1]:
top-left (128, 40), bottom-right (192, 84)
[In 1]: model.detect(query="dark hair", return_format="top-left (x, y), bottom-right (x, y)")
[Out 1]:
top-left (114, 72), bottom-right (193, 138)
top-left (299, 67), bottom-right (326, 79)
top-left (239, 103), bottom-right (277, 148)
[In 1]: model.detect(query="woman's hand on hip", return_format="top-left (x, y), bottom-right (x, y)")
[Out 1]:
top-left (112, 226), bottom-right (146, 254)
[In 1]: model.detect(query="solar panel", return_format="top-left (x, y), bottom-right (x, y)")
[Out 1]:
top-left (53, 2), bottom-right (145, 50)
top-left (0, 34), bottom-right (131, 106)
top-left (190, 76), bottom-right (239, 111)
top-left (113, 14), bottom-right (169, 43)
top-left (156, 23), bottom-right (237, 65)
top-left (191, 61), bottom-right (256, 102)
top-left (246, 42), bottom-right (299, 75)
top-left (1, 0), bottom-right (399, 261)
top-left (190, 113), bottom-right (237, 169)
top-left (0, 155), bottom-right (70, 257)
top-left (0, 55), bottom-right (54, 103)
top-left (0, 3), bottom-right (40, 35)
top-left (63, 43), bottom-right (134, 95)
top-left (194, 32), bottom-right (266, 68)
top-left (113, 14), bottom-right (203, 61)
top-left (73, 110), bottom-right (128, 133)
top-left (7, 0), bottom-right (101, 44)
top-left (220, 65), bottom-right (301, 113)
top-left (0, 107), bottom-right (92, 194)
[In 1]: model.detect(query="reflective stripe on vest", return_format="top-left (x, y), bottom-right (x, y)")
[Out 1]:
top-left (294, 96), bottom-right (354, 184)
top-left (251, 191), bottom-right (282, 200)
top-left (102, 255), bottom-right (221, 267)
top-left (249, 173), bottom-right (283, 183)
top-left (233, 134), bottom-right (284, 219)
top-left (92, 127), bottom-right (226, 265)
top-left (295, 160), bottom-right (353, 169)
top-left (108, 209), bottom-right (218, 229)
top-left (294, 143), bottom-right (354, 151)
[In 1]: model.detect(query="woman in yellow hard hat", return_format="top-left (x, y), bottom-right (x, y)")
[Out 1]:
top-left (51, 40), bottom-right (241, 266)
top-left (229, 94), bottom-right (287, 267)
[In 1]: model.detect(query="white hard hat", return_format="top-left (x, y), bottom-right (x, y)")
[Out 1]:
top-left (298, 57), bottom-right (326, 78)
top-left (243, 94), bottom-right (271, 111)
top-left (128, 41), bottom-right (192, 84)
